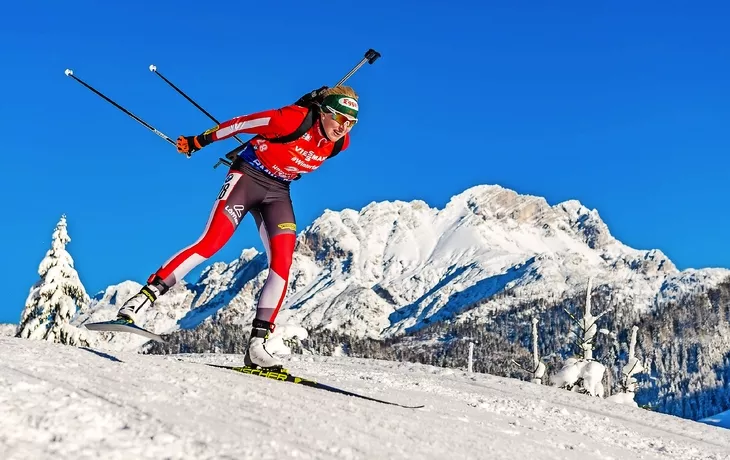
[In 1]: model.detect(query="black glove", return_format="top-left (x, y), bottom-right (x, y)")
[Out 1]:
top-left (176, 135), bottom-right (203, 156)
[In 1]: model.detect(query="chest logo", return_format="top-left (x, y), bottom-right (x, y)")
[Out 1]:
top-left (295, 145), bottom-right (327, 162)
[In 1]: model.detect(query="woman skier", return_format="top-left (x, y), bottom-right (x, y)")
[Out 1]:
top-left (115, 86), bottom-right (360, 369)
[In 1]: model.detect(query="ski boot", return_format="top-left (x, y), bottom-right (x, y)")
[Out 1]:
top-left (116, 276), bottom-right (169, 324)
top-left (244, 319), bottom-right (284, 370)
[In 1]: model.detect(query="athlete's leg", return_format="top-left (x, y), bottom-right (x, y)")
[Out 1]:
top-left (117, 170), bottom-right (264, 321)
top-left (244, 190), bottom-right (296, 369)
top-left (152, 171), bottom-right (253, 288)
top-left (251, 198), bottom-right (297, 326)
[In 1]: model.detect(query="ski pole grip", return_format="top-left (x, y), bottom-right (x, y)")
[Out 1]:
top-left (365, 49), bottom-right (381, 64)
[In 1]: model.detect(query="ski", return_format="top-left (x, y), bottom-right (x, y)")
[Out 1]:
top-left (205, 363), bottom-right (424, 409)
top-left (84, 319), bottom-right (165, 343)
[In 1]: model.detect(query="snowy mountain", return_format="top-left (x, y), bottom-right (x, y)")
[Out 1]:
top-left (73, 184), bottom-right (730, 352)
top-left (2, 336), bottom-right (730, 460)
top-left (0, 324), bottom-right (16, 337)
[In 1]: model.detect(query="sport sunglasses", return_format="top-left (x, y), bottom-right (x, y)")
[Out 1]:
top-left (322, 106), bottom-right (358, 127)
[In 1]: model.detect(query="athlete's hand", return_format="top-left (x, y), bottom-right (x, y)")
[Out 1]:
top-left (177, 135), bottom-right (203, 156)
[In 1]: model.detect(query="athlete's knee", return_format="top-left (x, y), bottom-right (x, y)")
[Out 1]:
top-left (197, 231), bottom-right (234, 258)
top-left (269, 233), bottom-right (296, 275)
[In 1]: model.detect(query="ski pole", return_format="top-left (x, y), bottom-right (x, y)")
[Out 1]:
top-left (334, 48), bottom-right (381, 87)
top-left (148, 65), bottom-right (247, 147)
top-left (64, 69), bottom-right (177, 147)
top-left (150, 48), bottom-right (382, 169)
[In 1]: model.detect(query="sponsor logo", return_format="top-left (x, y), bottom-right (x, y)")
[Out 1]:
top-left (225, 206), bottom-right (239, 226)
top-left (272, 165), bottom-right (300, 178)
top-left (339, 97), bottom-right (358, 110)
top-left (203, 125), bottom-right (219, 135)
top-left (237, 367), bottom-right (289, 381)
top-left (295, 146), bottom-right (326, 162)
top-left (290, 156), bottom-right (317, 170)
top-left (302, 132), bottom-right (312, 141)
top-left (278, 222), bottom-right (296, 231)
top-left (224, 205), bottom-right (245, 226)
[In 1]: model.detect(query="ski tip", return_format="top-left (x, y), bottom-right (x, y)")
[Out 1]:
top-left (149, 64), bottom-right (157, 72)
top-left (64, 68), bottom-right (73, 76)
top-left (83, 319), bottom-right (166, 343)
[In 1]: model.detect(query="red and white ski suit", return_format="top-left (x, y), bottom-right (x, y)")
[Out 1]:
top-left (151, 105), bottom-right (350, 325)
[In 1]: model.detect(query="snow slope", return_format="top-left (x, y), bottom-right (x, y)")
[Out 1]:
top-left (73, 184), bottom-right (730, 352)
top-left (0, 324), bottom-right (16, 337)
top-left (1, 336), bottom-right (729, 460)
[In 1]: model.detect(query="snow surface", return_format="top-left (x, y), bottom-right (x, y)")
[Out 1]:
top-left (0, 324), bottom-right (16, 337)
top-left (1, 336), bottom-right (729, 460)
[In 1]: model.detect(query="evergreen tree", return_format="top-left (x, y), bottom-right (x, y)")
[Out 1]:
top-left (551, 277), bottom-right (608, 396)
top-left (511, 317), bottom-right (546, 384)
top-left (16, 215), bottom-right (90, 346)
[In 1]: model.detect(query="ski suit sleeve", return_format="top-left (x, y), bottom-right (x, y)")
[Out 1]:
top-left (198, 105), bottom-right (307, 145)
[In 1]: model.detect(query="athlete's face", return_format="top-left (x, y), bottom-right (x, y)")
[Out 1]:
top-left (320, 107), bottom-right (356, 141)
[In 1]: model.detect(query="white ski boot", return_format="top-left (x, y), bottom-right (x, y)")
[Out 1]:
top-left (116, 278), bottom-right (167, 323)
top-left (244, 320), bottom-right (283, 369)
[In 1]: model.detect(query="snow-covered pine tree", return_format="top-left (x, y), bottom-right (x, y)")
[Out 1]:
top-left (574, 276), bottom-right (603, 360)
top-left (16, 215), bottom-right (90, 346)
top-left (511, 317), bottom-right (546, 383)
top-left (530, 317), bottom-right (546, 384)
top-left (622, 325), bottom-right (644, 392)
top-left (551, 276), bottom-right (608, 396)
top-left (608, 325), bottom-right (645, 406)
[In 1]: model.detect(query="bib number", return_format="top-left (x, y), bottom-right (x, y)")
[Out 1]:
top-left (217, 173), bottom-right (241, 201)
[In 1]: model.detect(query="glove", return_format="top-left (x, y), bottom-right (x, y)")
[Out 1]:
top-left (177, 135), bottom-right (203, 156)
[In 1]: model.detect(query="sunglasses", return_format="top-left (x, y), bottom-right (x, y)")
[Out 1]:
top-left (323, 106), bottom-right (357, 128)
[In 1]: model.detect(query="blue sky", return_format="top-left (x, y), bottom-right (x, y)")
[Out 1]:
top-left (1, 1), bottom-right (729, 324)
